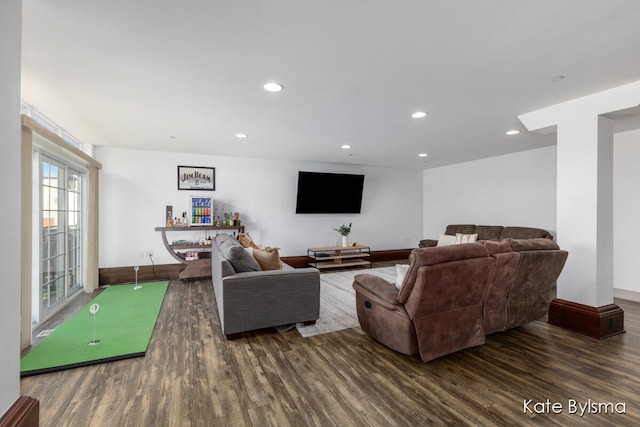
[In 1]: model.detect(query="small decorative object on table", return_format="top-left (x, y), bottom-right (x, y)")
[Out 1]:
top-left (334, 223), bottom-right (352, 247)
top-left (166, 205), bottom-right (173, 227)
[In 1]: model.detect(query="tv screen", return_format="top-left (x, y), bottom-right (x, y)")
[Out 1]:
top-left (295, 171), bottom-right (365, 214)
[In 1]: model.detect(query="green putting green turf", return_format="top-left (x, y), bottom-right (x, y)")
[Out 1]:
top-left (21, 281), bottom-right (169, 377)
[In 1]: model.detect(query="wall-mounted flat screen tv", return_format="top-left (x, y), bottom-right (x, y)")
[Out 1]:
top-left (295, 171), bottom-right (365, 214)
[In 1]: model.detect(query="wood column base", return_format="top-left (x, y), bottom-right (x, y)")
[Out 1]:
top-left (548, 298), bottom-right (625, 339)
top-left (0, 395), bottom-right (39, 427)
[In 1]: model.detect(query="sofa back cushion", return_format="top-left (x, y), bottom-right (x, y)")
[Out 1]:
top-left (399, 244), bottom-right (495, 361)
top-left (443, 224), bottom-right (554, 241)
top-left (251, 247), bottom-right (283, 271)
top-left (212, 240), bottom-right (237, 279)
top-left (404, 256), bottom-right (495, 319)
top-left (507, 237), bottom-right (558, 251)
top-left (501, 226), bottom-right (553, 240)
top-left (445, 224), bottom-right (476, 236)
top-left (215, 234), bottom-right (262, 273)
top-left (479, 240), bottom-right (521, 334)
top-left (504, 238), bottom-right (568, 328)
top-left (475, 225), bottom-right (504, 241)
top-left (398, 244), bottom-right (490, 305)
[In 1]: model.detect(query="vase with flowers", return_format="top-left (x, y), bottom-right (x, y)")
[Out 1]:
top-left (334, 223), bottom-right (352, 247)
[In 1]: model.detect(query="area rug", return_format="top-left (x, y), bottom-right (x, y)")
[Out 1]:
top-left (296, 266), bottom-right (397, 337)
top-left (20, 281), bottom-right (169, 377)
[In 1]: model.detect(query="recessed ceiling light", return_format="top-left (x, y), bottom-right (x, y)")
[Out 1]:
top-left (341, 144), bottom-right (352, 149)
top-left (418, 153), bottom-right (428, 158)
top-left (235, 133), bottom-right (248, 139)
top-left (412, 111), bottom-right (428, 119)
top-left (169, 136), bottom-right (176, 139)
top-left (506, 130), bottom-right (520, 136)
top-left (264, 82), bottom-right (283, 92)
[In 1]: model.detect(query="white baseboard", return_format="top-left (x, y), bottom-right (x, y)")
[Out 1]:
top-left (614, 288), bottom-right (640, 303)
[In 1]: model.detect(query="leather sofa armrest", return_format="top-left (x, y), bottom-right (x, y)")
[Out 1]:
top-left (353, 274), bottom-right (401, 310)
top-left (419, 239), bottom-right (437, 248)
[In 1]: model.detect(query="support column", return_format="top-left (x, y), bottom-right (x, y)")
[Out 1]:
top-left (550, 115), bottom-right (622, 339)
top-left (518, 81), bottom-right (640, 339)
top-left (555, 116), bottom-right (613, 307)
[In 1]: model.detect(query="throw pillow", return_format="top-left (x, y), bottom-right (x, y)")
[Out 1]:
top-left (455, 233), bottom-right (478, 244)
top-left (252, 247), bottom-right (283, 271)
top-left (436, 234), bottom-right (457, 247)
top-left (238, 232), bottom-right (260, 249)
top-left (216, 234), bottom-right (262, 272)
top-left (395, 264), bottom-right (409, 290)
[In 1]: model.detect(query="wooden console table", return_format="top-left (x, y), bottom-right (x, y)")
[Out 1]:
top-left (307, 245), bottom-right (372, 270)
top-left (155, 225), bottom-right (244, 279)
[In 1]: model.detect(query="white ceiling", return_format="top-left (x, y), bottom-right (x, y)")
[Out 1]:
top-left (21, 1), bottom-right (640, 170)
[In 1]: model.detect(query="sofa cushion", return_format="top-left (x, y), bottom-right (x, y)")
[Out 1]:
top-left (238, 232), bottom-right (259, 248)
top-left (399, 244), bottom-right (490, 304)
top-left (475, 225), bottom-right (504, 241)
top-left (479, 240), bottom-right (520, 334)
top-left (436, 234), bottom-right (456, 247)
top-left (506, 237), bottom-right (559, 252)
top-left (215, 234), bottom-right (262, 272)
top-left (251, 247), bottom-right (283, 271)
top-left (445, 224), bottom-right (476, 235)
top-left (419, 239), bottom-right (438, 248)
top-left (455, 233), bottom-right (478, 244)
top-left (503, 238), bottom-right (567, 329)
top-left (501, 226), bottom-right (553, 240)
top-left (395, 264), bottom-right (409, 289)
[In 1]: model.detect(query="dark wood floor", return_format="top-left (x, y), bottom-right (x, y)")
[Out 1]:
top-left (21, 265), bottom-right (640, 426)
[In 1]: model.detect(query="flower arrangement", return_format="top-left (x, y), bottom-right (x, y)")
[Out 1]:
top-left (334, 223), bottom-right (352, 236)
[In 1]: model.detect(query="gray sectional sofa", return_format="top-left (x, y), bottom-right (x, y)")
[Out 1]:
top-left (211, 233), bottom-right (320, 339)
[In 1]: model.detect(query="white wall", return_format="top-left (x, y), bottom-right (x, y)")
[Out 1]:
top-left (614, 128), bottom-right (640, 294)
top-left (97, 147), bottom-right (423, 268)
top-left (422, 146), bottom-right (558, 239)
top-left (423, 135), bottom-right (640, 299)
top-left (0, 0), bottom-right (22, 415)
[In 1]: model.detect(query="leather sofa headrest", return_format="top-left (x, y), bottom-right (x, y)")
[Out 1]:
top-left (444, 224), bottom-right (476, 235)
top-left (410, 243), bottom-right (490, 266)
top-left (400, 243), bottom-right (492, 304)
top-left (502, 226), bottom-right (554, 240)
top-left (506, 238), bottom-right (560, 251)
top-left (475, 225), bottom-right (504, 241)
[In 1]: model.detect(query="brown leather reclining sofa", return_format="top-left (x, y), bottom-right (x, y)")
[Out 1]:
top-left (352, 238), bottom-right (567, 362)
top-left (419, 224), bottom-right (553, 248)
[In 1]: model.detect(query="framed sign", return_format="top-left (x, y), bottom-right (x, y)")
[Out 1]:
top-left (177, 166), bottom-right (215, 191)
